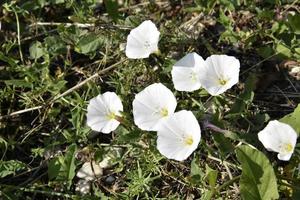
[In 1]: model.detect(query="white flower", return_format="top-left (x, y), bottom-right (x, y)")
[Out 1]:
top-left (199, 55), bottom-right (240, 96)
top-left (132, 83), bottom-right (177, 131)
top-left (86, 92), bottom-right (123, 133)
top-left (76, 161), bottom-right (103, 181)
top-left (171, 52), bottom-right (205, 92)
top-left (125, 20), bottom-right (160, 59)
top-left (75, 179), bottom-right (90, 194)
top-left (258, 120), bottom-right (298, 161)
top-left (156, 110), bottom-right (201, 161)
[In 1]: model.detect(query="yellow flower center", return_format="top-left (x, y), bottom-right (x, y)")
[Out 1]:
top-left (184, 136), bottom-right (194, 146)
top-left (190, 72), bottom-right (197, 83)
top-left (218, 78), bottom-right (228, 85)
top-left (283, 143), bottom-right (293, 153)
top-left (160, 108), bottom-right (169, 117)
top-left (106, 112), bottom-right (116, 120)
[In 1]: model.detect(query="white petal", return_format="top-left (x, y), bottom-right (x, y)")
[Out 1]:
top-left (132, 83), bottom-right (177, 131)
top-left (258, 120), bottom-right (298, 161)
top-left (125, 20), bottom-right (160, 59)
top-left (199, 55), bottom-right (240, 96)
top-left (171, 52), bottom-right (204, 92)
top-left (157, 110), bottom-right (201, 161)
top-left (277, 153), bottom-right (293, 161)
top-left (76, 161), bottom-right (103, 181)
top-left (86, 92), bottom-right (123, 133)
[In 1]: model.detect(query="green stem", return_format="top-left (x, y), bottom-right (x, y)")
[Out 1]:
top-left (12, 7), bottom-right (24, 64)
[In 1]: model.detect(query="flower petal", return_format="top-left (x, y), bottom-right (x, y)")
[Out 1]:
top-left (125, 20), bottom-right (160, 59)
top-left (157, 110), bottom-right (201, 161)
top-left (171, 52), bottom-right (204, 92)
top-left (86, 92), bottom-right (123, 133)
top-left (258, 120), bottom-right (298, 161)
top-left (132, 83), bottom-right (177, 131)
top-left (199, 55), bottom-right (240, 96)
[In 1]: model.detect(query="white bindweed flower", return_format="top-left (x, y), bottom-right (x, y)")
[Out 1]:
top-left (75, 179), bottom-right (90, 194)
top-left (132, 83), bottom-right (177, 131)
top-left (258, 120), bottom-right (298, 161)
top-left (171, 52), bottom-right (205, 92)
top-left (86, 92), bottom-right (123, 133)
top-left (125, 20), bottom-right (160, 59)
top-left (156, 110), bottom-right (201, 161)
top-left (77, 161), bottom-right (103, 181)
top-left (199, 55), bottom-right (240, 96)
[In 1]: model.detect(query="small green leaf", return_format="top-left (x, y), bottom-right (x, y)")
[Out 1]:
top-left (104, 0), bottom-right (120, 21)
top-left (75, 33), bottom-right (103, 55)
top-left (48, 157), bottom-right (61, 180)
top-left (236, 145), bottom-right (279, 200)
top-left (29, 41), bottom-right (46, 59)
top-left (205, 164), bottom-right (218, 187)
top-left (275, 43), bottom-right (291, 58)
top-left (0, 160), bottom-right (27, 178)
top-left (287, 14), bottom-right (300, 34)
top-left (229, 74), bottom-right (256, 114)
top-left (279, 104), bottom-right (300, 135)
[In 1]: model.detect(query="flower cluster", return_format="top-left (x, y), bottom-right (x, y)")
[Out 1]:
top-left (86, 20), bottom-right (298, 162)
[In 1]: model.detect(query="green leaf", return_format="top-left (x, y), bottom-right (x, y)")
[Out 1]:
top-left (75, 33), bottom-right (103, 55)
top-left (104, 0), bottom-right (120, 21)
top-left (287, 14), bottom-right (300, 34)
top-left (0, 160), bottom-right (27, 178)
top-left (279, 104), bottom-right (300, 135)
top-left (50, 144), bottom-right (77, 188)
top-left (275, 43), bottom-right (291, 58)
top-left (29, 41), bottom-right (46, 59)
top-left (229, 74), bottom-right (256, 114)
top-left (236, 145), bottom-right (279, 200)
top-left (48, 157), bottom-right (61, 180)
top-left (205, 164), bottom-right (218, 187)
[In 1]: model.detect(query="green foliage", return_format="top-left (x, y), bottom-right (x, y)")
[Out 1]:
top-left (0, 0), bottom-right (299, 199)
top-left (48, 144), bottom-right (77, 189)
top-left (0, 160), bottom-right (27, 178)
top-left (280, 104), bottom-right (300, 135)
top-left (236, 145), bottom-right (279, 200)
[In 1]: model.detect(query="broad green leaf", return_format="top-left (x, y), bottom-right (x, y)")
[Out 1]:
top-left (279, 104), bottom-right (300, 135)
top-left (0, 160), bottom-right (27, 178)
top-left (287, 14), bottom-right (300, 34)
top-left (75, 33), bottom-right (103, 55)
top-left (236, 145), bottom-right (279, 200)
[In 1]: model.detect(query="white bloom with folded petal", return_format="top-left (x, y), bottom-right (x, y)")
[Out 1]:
top-left (199, 55), bottom-right (240, 96)
top-left (156, 110), bottom-right (201, 161)
top-left (171, 52), bottom-right (205, 92)
top-left (86, 92), bottom-right (123, 133)
top-left (125, 20), bottom-right (160, 59)
top-left (258, 120), bottom-right (298, 161)
top-left (133, 83), bottom-right (177, 131)
top-left (77, 161), bottom-right (103, 181)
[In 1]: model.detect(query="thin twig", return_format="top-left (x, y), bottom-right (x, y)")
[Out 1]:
top-left (0, 59), bottom-right (126, 120)
top-left (13, 8), bottom-right (24, 63)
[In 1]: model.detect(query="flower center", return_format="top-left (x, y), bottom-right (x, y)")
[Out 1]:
top-left (184, 136), bottom-right (194, 146)
top-left (218, 78), bottom-right (228, 86)
top-left (144, 41), bottom-right (151, 49)
top-left (160, 108), bottom-right (169, 117)
top-left (190, 72), bottom-right (198, 83)
top-left (282, 142), bottom-right (293, 153)
top-left (106, 112), bottom-right (116, 120)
